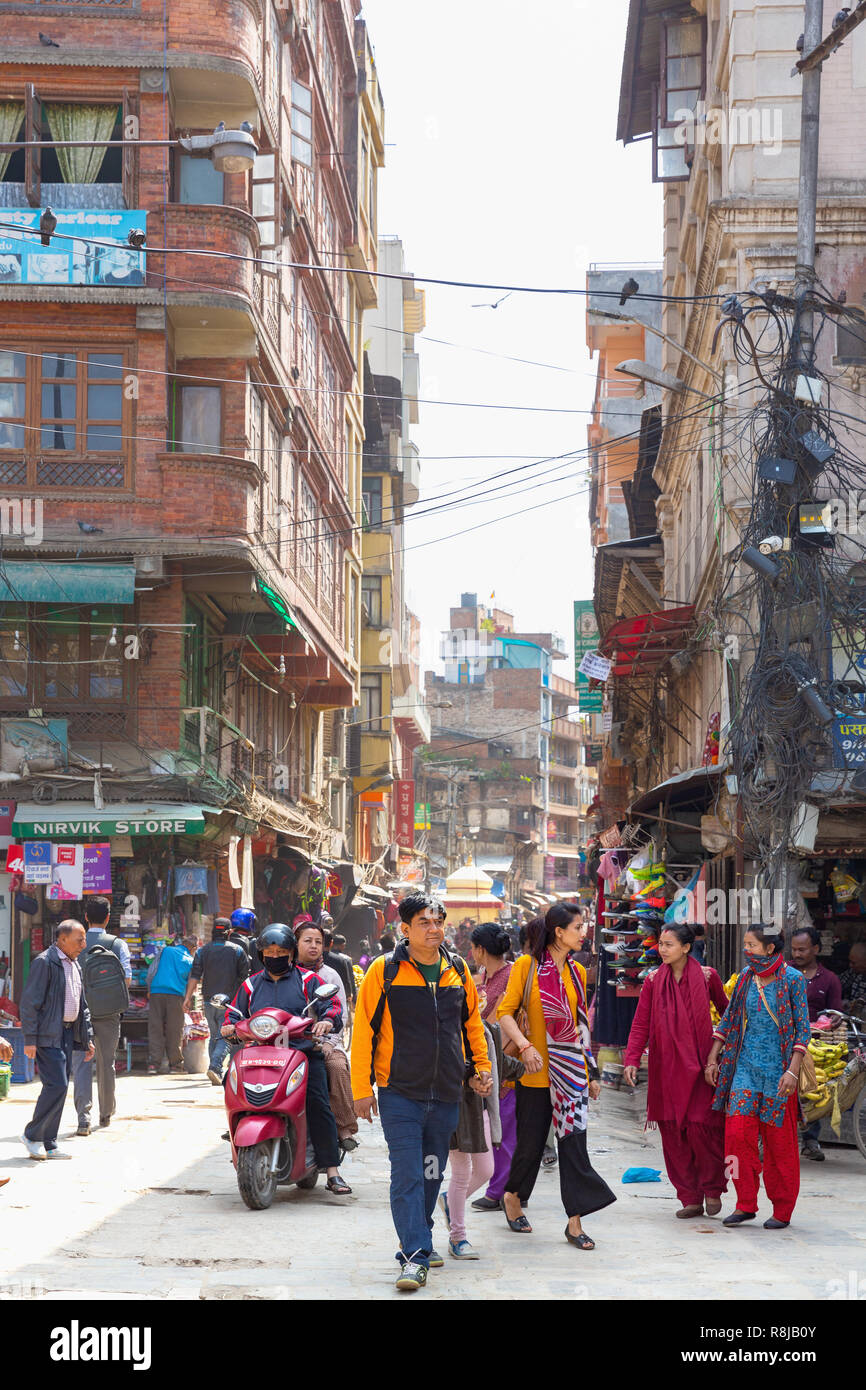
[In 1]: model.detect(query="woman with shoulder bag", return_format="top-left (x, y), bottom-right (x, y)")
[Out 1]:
top-left (497, 902), bottom-right (616, 1249)
top-left (704, 922), bottom-right (811, 1230)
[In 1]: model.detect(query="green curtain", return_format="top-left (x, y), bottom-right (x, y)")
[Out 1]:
top-left (0, 102), bottom-right (24, 181)
top-left (44, 103), bottom-right (119, 184)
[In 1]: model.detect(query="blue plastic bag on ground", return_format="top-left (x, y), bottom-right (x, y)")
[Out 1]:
top-left (621, 1166), bottom-right (662, 1183)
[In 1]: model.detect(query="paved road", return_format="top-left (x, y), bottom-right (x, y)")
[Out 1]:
top-left (1, 1071), bottom-right (864, 1299)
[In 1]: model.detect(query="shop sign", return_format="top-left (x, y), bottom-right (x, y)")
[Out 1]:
top-left (832, 716), bottom-right (866, 768)
top-left (5, 843), bottom-right (23, 874)
top-left (23, 841), bottom-right (52, 883)
top-left (13, 808), bottom-right (206, 837)
top-left (0, 802), bottom-right (15, 836)
top-left (83, 844), bottom-right (112, 894)
top-left (395, 779), bottom-right (415, 850)
top-left (0, 209), bottom-right (146, 286)
top-left (574, 600), bottom-right (603, 712)
top-left (414, 801), bottom-right (431, 830)
top-left (47, 844), bottom-right (84, 900)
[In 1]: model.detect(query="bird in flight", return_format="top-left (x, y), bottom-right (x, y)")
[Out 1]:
top-left (471, 291), bottom-right (513, 310)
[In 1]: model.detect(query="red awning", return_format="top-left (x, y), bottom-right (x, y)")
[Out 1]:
top-left (599, 605), bottom-right (696, 678)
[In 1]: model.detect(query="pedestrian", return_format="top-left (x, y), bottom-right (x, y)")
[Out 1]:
top-left (351, 893), bottom-right (492, 1292)
top-left (497, 901), bottom-right (616, 1249)
top-left (705, 922), bottom-right (810, 1230)
top-left (622, 923), bottom-right (730, 1217)
top-left (294, 916), bottom-right (359, 1150)
top-left (183, 917), bottom-right (248, 1086)
top-left (469, 923), bottom-right (518, 1214)
top-left (20, 920), bottom-right (94, 1160)
top-left (839, 941), bottom-right (866, 1010)
top-left (440, 967), bottom-right (525, 1257)
top-left (224, 923), bottom-right (351, 1194)
top-left (790, 924), bottom-right (842, 1161)
top-left (70, 895), bottom-right (132, 1134)
top-left (0, 1036), bottom-right (9, 1185)
top-left (323, 926), bottom-right (356, 1014)
top-left (147, 936), bottom-right (194, 1075)
top-left (358, 938), bottom-right (373, 972)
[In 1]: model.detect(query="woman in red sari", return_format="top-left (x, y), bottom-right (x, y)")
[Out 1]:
top-left (623, 922), bottom-right (729, 1218)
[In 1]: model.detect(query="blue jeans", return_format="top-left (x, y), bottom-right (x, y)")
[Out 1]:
top-left (377, 1088), bottom-right (460, 1269)
top-left (204, 1001), bottom-right (229, 1073)
top-left (24, 1026), bottom-right (75, 1150)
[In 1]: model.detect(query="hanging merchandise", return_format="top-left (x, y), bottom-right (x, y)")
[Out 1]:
top-left (227, 835), bottom-right (242, 890)
top-left (830, 867), bottom-right (860, 904)
top-left (241, 835), bottom-right (254, 910)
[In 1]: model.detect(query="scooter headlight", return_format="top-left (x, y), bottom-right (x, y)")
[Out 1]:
top-left (250, 1015), bottom-right (281, 1040)
top-left (285, 1060), bottom-right (307, 1094)
top-left (227, 1060), bottom-right (238, 1093)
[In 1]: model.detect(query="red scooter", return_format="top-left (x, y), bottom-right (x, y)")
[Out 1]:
top-left (213, 983), bottom-right (344, 1210)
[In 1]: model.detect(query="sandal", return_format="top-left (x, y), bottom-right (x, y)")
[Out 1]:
top-left (564, 1226), bottom-right (595, 1250)
top-left (325, 1174), bottom-right (352, 1195)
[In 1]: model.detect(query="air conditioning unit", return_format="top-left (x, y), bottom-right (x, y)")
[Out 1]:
top-left (134, 554), bottom-right (165, 580)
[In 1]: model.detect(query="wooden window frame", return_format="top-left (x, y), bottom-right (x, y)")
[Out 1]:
top-left (0, 603), bottom-right (130, 710)
top-left (20, 86), bottom-right (139, 208)
top-left (652, 16), bottom-right (706, 184)
top-left (170, 378), bottom-right (223, 455)
top-left (0, 346), bottom-right (131, 490)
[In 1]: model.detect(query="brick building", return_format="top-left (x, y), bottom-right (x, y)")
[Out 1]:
top-left (0, 1), bottom-right (387, 993)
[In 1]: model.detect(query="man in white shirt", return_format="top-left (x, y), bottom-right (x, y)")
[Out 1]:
top-left (294, 917), bottom-right (358, 1149)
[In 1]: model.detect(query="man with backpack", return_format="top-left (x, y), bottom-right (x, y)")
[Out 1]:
top-left (350, 893), bottom-right (492, 1292)
top-left (71, 896), bottom-right (131, 1135)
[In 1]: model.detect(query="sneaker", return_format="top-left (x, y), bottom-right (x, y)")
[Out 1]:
top-left (801, 1138), bottom-right (825, 1162)
top-left (206, 1069), bottom-right (222, 1086)
top-left (75, 1122), bottom-right (91, 1137)
top-left (448, 1239), bottom-right (479, 1260)
top-left (21, 1135), bottom-right (46, 1161)
top-left (146, 1064), bottom-right (158, 1076)
top-left (395, 1261), bottom-right (428, 1292)
top-left (170, 1063), bottom-right (186, 1074)
top-left (428, 1249), bottom-right (444, 1268)
top-left (438, 1191), bottom-right (451, 1228)
top-left (44, 1147), bottom-right (73, 1159)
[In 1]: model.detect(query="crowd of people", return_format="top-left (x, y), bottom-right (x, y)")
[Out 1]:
top-left (9, 884), bottom-right (866, 1292)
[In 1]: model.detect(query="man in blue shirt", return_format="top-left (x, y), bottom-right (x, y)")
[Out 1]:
top-left (147, 937), bottom-right (194, 1074)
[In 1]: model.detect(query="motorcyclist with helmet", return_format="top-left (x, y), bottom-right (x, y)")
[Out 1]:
top-left (229, 908), bottom-right (262, 974)
top-left (222, 923), bottom-right (352, 1195)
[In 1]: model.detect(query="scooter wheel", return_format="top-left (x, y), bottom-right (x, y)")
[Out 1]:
top-left (296, 1169), bottom-right (319, 1190)
top-left (237, 1143), bottom-right (277, 1210)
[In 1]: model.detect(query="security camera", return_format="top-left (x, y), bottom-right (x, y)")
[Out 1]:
top-left (758, 535), bottom-right (784, 555)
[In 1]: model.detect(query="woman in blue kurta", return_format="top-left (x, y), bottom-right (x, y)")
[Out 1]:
top-left (705, 922), bottom-right (810, 1229)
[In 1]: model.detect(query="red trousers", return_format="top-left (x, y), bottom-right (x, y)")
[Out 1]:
top-left (724, 1095), bottom-right (800, 1222)
top-left (659, 1117), bottom-right (727, 1207)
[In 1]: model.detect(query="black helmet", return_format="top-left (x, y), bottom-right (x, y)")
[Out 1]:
top-left (258, 923), bottom-right (296, 954)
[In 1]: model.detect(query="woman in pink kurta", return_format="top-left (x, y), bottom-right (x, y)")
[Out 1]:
top-left (623, 922), bottom-right (729, 1218)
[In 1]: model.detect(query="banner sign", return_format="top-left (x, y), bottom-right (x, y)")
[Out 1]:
top-left (23, 841), bottom-right (52, 883)
top-left (82, 843), bottom-right (112, 894)
top-left (832, 716), bottom-right (866, 769)
top-left (578, 650), bottom-right (612, 682)
top-left (48, 844), bottom-right (84, 899)
top-left (395, 779), bottom-right (415, 850)
top-left (574, 600), bottom-right (603, 712)
top-left (0, 209), bottom-right (147, 287)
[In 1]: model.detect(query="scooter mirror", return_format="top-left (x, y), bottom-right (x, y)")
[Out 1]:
top-left (315, 983), bottom-right (339, 1001)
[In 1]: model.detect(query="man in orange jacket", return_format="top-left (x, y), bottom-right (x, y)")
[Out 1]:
top-left (351, 894), bottom-right (491, 1292)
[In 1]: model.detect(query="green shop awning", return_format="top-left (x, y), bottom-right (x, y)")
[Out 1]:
top-left (0, 562), bottom-right (136, 605)
top-left (12, 802), bottom-right (207, 838)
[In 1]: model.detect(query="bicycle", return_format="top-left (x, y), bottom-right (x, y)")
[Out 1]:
top-left (820, 1009), bottom-right (866, 1163)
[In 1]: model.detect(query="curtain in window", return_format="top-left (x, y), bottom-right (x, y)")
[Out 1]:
top-left (0, 102), bottom-right (24, 181)
top-left (45, 103), bottom-right (119, 184)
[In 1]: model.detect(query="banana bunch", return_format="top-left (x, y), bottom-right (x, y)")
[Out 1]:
top-left (802, 1038), bottom-right (849, 1110)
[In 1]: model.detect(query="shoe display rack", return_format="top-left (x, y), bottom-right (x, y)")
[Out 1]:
top-left (600, 896), bottom-right (664, 998)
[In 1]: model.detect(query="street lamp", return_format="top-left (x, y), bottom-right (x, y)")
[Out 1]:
top-left (0, 123), bottom-right (258, 174)
top-left (615, 359), bottom-right (719, 401)
top-left (592, 307), bottom-right (724, 384)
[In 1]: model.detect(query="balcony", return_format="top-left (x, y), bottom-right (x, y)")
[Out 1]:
top-left (167, 0), bottom-right (262, 128)
top-left (402, 441), bottom-right (421, 506)
top-left (152, 204), bottom-right (259, 357)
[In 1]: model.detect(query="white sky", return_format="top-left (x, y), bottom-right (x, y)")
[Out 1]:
top-left (360, 0), bottom-right (663, 676)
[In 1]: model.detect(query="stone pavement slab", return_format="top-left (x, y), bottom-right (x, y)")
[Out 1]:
top-left (1, 1072), bottom-right (863, 1300)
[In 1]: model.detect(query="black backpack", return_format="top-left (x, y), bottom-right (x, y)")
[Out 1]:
top-left (369, 948), bottom-right (472, 1083)
top-left (81, 934), bottom-right (130, 1019)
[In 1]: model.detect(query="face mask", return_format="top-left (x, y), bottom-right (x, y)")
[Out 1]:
top-left (744, 948), bottom-right (776, 972)
top-left (264, 955), bottom-right (291, 976)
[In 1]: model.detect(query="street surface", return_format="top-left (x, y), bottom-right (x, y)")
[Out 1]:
top-left (1, 1073), bottom-right (863, 1300)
